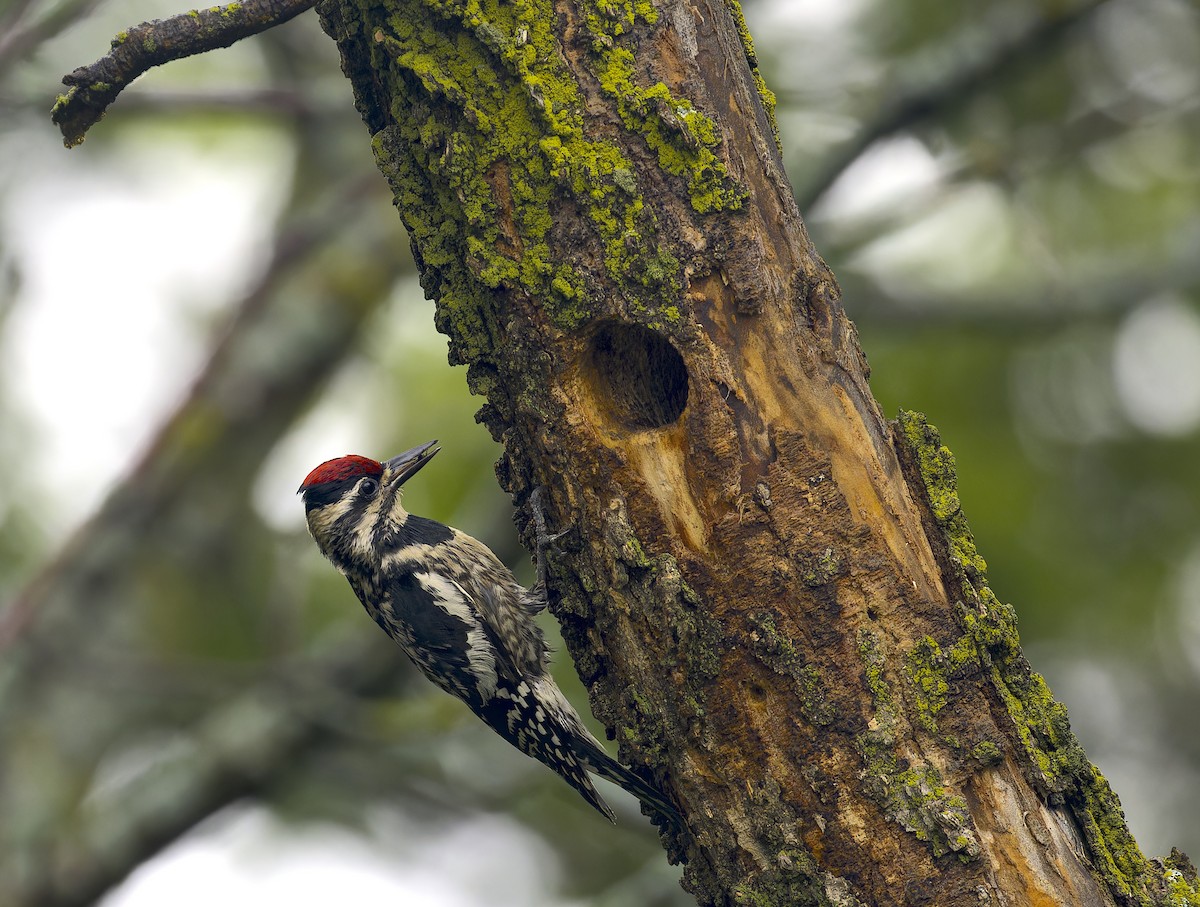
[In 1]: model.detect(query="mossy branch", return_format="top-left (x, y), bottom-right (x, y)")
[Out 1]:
top-left (50, 0), bottom-right (315, 147)
top-left (895, 410), bottom-right (1200, 906)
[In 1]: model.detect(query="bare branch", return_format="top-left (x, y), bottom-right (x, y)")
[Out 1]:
top-left (0, 169), bottom-right (405, 907)
top-left (50, 0), bottom-right (315, 146)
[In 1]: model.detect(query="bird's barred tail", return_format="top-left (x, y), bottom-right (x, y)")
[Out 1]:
top-left (477, 677), bottom-right (618, 822)
top-left (569, 733), bottom-right (682, 826)
top-left (479, 676), bottom-right (680, 825)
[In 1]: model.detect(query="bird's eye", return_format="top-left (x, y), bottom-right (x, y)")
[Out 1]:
top-left (359, 477), bottom-right (379, 497)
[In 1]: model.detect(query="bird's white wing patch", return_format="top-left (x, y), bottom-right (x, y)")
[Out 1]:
top-left (415, 571), bottom-right (498, 700)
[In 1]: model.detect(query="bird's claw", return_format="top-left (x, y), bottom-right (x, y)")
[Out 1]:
top-left (530, 486), bottom-right (570, 594)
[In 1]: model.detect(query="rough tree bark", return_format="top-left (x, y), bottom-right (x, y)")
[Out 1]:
top-left (303, 0), bottom-right (1200, 905)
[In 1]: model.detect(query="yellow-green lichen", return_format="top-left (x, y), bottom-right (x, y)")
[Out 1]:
top-left (855, 626), bottom-right (979, 859)
top-left (620, 686), bottom-right (671, 761)
top-left (856, 732), bottom-right (980, 860)
top-left (723, 0), bottom-right (780, 152)
top-left (857, 628), bottom-right (896, 736)
top-left (896, 410), bottom-right (987, 581)
top-left (1162, 851), bottom-right (1200, 907)
top-left (748, 612), bottom-right (834, 726)
top-left (799, 546), bottom-right (842, 587)
top-left (365, 0), bottom-right (726, 345)
top-left (670, 570), bottom-right (722, 691)
top-left (904, 636), bottom-right (949, 734)
top-left (582, 1), bottom-right (746, 214)
top-left (969, 740), bottom-right (1003, 766)
top-left (726, 803), bottom-right (830, 906)
top-left (619, 533), bottom-right (653, 569)
top-left (895, 410), bottom-right (1199, 902)
top-left (731, 855), bottom-right (825, 907)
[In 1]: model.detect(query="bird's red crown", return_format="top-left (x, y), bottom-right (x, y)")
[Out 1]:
top-left (300, 455), bottom-right (383, 490)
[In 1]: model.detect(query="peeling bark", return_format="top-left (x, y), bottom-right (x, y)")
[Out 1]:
top-left (311, 0), bottom-right (1199, 904)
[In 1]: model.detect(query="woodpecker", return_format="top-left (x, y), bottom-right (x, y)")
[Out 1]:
top-left (299, 441), bottom-right (678, 824)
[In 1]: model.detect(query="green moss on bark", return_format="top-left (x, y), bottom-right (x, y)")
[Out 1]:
top-left (355, 0), bottom-right (747, 352)
top-left (855, 629), bottom-right (980, 860)
top-left (896, 409), bottom-right (1200, 905)
top-left (722, 0), bottom-right (780, 151)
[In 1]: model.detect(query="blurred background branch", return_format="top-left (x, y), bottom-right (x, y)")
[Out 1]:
top-left (0, 0), bottom-right (106, 81)
top-left (14, 635), bottom-right (411, 907)
top-left (794, 0), bottom-right (1115, 213)
top-left (0, 167), bottom-right (389, 652)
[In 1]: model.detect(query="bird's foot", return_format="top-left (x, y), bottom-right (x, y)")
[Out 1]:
top-left (530, 486), bottom-right (569, 595)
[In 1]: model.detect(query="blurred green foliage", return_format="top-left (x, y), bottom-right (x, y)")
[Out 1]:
top-left (0, 0), bottom-right (1197, 904)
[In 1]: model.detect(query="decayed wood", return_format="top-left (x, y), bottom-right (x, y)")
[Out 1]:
top-left (312, 0), bottom-right (1196, 903)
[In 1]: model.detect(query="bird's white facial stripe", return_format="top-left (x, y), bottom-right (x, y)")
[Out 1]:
top-left (305, 479), bottom-right (415, 570)
top-left (353, 493), bottom-right (381, 555)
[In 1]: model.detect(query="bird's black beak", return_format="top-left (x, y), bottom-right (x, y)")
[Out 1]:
top-left (384, 440), bottom-right (440, 488)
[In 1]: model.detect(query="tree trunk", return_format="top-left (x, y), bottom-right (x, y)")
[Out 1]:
top-left (314, 0), bottom-right (1199, 904)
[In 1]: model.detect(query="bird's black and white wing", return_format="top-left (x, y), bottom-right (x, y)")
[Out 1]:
top-left (361, 570), bottom-right (502, 708)
top-left (441, 529), bottom-right (550, 678)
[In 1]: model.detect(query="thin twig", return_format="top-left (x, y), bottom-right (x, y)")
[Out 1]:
top-left (51, 0), bottom-right (316, 146)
